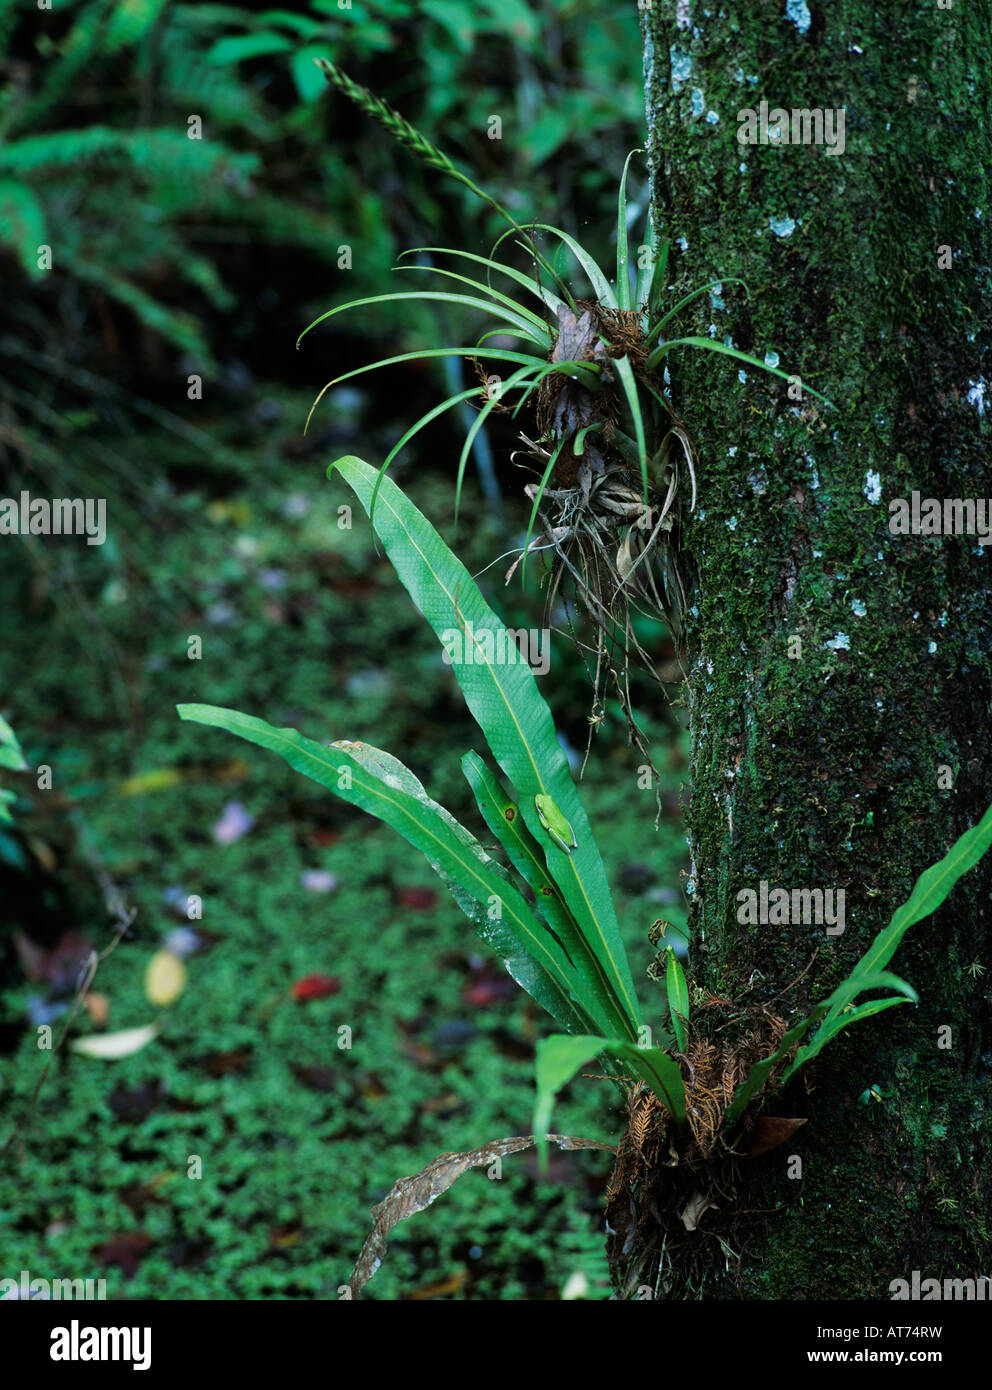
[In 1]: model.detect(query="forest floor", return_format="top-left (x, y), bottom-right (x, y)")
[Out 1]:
top-left (0, 381), bottom-right (689, 1300)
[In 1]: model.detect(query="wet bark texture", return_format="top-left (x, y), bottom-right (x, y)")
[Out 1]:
top-left (638, 1), bottom-right (992, 1297)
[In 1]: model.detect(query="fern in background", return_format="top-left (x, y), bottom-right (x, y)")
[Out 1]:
top-left (1, 0), bottom-right (642, 501)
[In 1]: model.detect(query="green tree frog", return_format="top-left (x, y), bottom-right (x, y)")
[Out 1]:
top-left (534, 793), bottom-right (577, 853)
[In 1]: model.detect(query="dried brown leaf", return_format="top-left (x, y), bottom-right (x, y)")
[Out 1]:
top-left (740, 1115), bottom-right (807, 1159)
top-left (347, 1134), bottom-right (614, 1297)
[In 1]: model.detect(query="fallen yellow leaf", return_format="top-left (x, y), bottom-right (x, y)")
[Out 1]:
top-left (145, 950), bottom-right (187, 1007)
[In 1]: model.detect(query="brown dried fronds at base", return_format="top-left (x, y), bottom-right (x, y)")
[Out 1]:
top-left (604, 1001), bottom-right (797, 1298)
top-left (681, 1039), bottom-right (736, 1158)
top-left (680, 1013), bottom-right (788, 1158)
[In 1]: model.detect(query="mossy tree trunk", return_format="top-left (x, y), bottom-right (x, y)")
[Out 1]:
top-left (634, 1), bottom-right (992, 1298)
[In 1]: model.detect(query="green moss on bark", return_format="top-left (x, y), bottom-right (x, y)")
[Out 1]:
top-left (640, 0), bottom-right (991, 1298)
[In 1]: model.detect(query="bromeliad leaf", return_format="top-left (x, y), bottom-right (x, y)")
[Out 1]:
top-left (645, 335), bottom-right (834, 406)
top-left (525, 222), bottom-right (617, 308)
top-left (296, 290), bottom-right (550, 353)
top-left (615, 149), bottom-right (642, 312)
top-left (399, 246), bottom-right (567, 318)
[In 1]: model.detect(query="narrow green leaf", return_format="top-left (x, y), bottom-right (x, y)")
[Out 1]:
top-left (783, 996), bottom-right (913, 1083)
top-left (665, 946), bottom-right (689, 1052)
top-left (400, 245), bottom-right (566, 317)
top-left (525, 223), bottom-right (617, 309)
top-left (615, 149), bottom-right (643, 312)
top-left (846, 801), bottom-right (992, 993)
top-left (522, 437), bottom-right (566, 584)
top-left (611, 354), bottom-right (648, 499)
top-left (380, 387), bottom-right (481, 478)
top-left (644, 278), bottom-right (750, 344)
top-left (397, 248), bottom-right (564, 316)
top-left (488, 227), bottom-right (579, 312)
top-left (725, 972), bottom-right (918, 1129)
top-left (303, 346), bottom-right (547, 436)
top-left (820, 970), bottom-right (919, 1021)
top-left (645, 235), bottom-right (670, 319)
top-left (573, 423), bottom-right (604, 455)
top-left (644, 335), bottom-right (834, 407)
top-left (454, 364), bottom-right (541, 521)
top-left (633, 218), bottom-right (658, 315)
top-left (296, 291), bottom-right (546, 351)
top-left (396, 262), bottom-right (552, 345)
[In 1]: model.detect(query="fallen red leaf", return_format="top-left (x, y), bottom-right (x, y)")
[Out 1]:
top-left (290, 972), bottom-right (341, 1002)
top-left (394, 886), bottom-right (437, 910)
top-left (462, 959), bottom-right (516, 1008)
top-left (464, 980), bottom-right (514, 1007)
top-left (310, 828), bottom-right (341, 847)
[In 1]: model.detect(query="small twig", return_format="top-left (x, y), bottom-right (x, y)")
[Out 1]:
top-left (766, 950), bottom-right (820, 1007)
